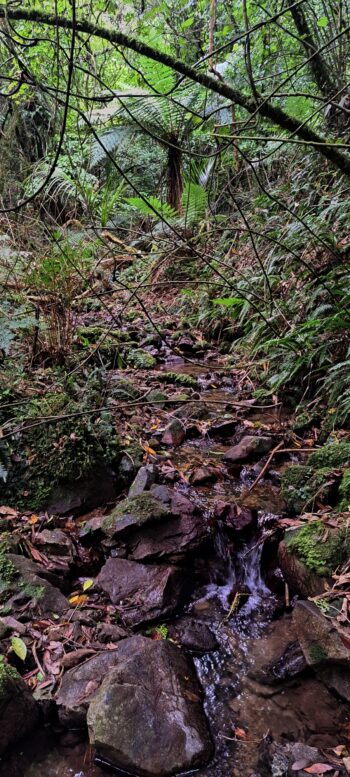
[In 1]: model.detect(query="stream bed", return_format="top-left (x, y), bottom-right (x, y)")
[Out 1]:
top-left (1, 357), bottom-right (349, 777)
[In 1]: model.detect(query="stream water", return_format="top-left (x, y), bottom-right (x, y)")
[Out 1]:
top-left (2, 359), bottom-right (349, 777)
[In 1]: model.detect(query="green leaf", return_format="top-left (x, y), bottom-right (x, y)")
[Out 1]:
top-left (182, 17), bottom-right (194, 29)
top-left (317, 16), bottom-right (329, 27)
top-left (83, 578), bottom-right (94, 591)
top-left (212, 297), bottom-right (244, 307)
top-left (11, 637), bottom-right (27, 661)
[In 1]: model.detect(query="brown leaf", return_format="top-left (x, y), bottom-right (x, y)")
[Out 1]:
top-left (304, 764), bottom-right (334, 774)
top-left (233, 727), bottom-right (248, 740)
top-left (61, 649), bottom-right (96, 670)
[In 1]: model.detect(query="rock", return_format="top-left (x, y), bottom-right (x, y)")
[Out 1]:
top-left (79, 512), bottom-right (106, 543)
top-left (147, 390), bottom-right (167, 407)
top-left (280, 520), bottom-right (350, 580)
top-left (95, 557), bottom-right (187, 626)
top-left (281, 465), bottom-right (335, 514)
top-left (56, 649), bottom-right (123, 727)
top-left (248, 616), bottom-right (306, 685)
top-left (293, 600), bottom-right (350, 701)
top-left (102, 493), bottom-right (169, 538)
top-left (215, 501), bottom-right (256, 532)
top-left (94, 623), bottom-right (129, 644)
top-left (34, 528), bottom-right (73, 561)
top-left (150, 484), bottom-right (173, 505)
top-left (0, 616), bottom-right (26, 636)
top-left (169, 618), bottom-right (219, 653)
top-left (278, 540), bottom-right (327, 598)
top-left (207, 420), bottom-right (237, 438)
top-left (44, 464), bottom-right (119, 516)
top-left (267, 742), bottom-right (326, 777)
top-left (190, 467), bottom-right (217, 485)
top-left (127, 348), bottom-right (157, 369)
top-left (127, 512), bottom-right (211, 562)
top-left (170, 490), bottom-right (196, 515)
top-left (0, 660), bottom-right (39, 754)
top-left (128, 465), bottom-right (157, 498)
top-left (162, 418), bottom-right (185, 447)
top-left (224, 435), bottom-right (273, 463)
top-left (87, 636), bottom-right (213, 776)
top-left (5, 554), bottom-right (69, 616)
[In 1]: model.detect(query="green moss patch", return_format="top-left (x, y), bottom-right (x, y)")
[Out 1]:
top-left (309, 442), bottom-right (350, 469)
top-left (281, 465), bottom-right (334, 513)
top-left (286, 520), bottom-right (350, 576)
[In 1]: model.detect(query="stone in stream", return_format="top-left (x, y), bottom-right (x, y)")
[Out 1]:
top-left (224, 435), bottom-right (273, 463)
top-left (127, 511), bottom-right (211, 563)
top-left (101, 493), bottom-right (169, 538)
top-left (0, 661), bottom-right (39, 754)
top-left (207, 419), bottom-right (237, 438)
top-left (169, 618), bottom-right (219, 653)
top-left (57, 649), bottom-right (124, 727)
top-left (247, 615), bottom-right (306, 685)
top-left (95, 557), bottom-right (187, 627)
top-left (190, 467), bottom-right (218, 485)
top-left (87, 636), bottom-right (213, 776)
top-left (161, 418), bottom-right (185, 447)
top-left (293, 600), bottom-right (350, 702)
top-left (214, 501), bottom-right (256, 533)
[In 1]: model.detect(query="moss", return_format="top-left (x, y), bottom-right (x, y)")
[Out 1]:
top-left (293, 410), bottom-right (320, 433)
top-left (309, 441), bottom-right (350, 469)
top-left (281, 465), bottom-right (334, 513)
top-left (286, 520), bottom-right (350, 575)
top-left (102, 493), bottom-right (168, 532)
top-left (126, 349), bottom-right (157, 369)
top-left (161, 372), bottom-right (198, 388)
top-left (339, 468), bottom-right (350, 511)
top-left (0, 537), bottom-right (16, 594)
top-left (0, 656), bottom-right (18, 691)
top-left (308, 643), bottom-right (328, 663)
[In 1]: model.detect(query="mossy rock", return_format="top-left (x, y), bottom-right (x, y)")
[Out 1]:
top-left (339, 468), bottom-right (350, 511)
top-left (308, 442), bottom-right (350, 469)
top-left (0, 656), bottom-right (39, 754)
top-left (109, 377), bottom-right (140, 401)
top-left (0, 388), bottom-right (120, 512)
top-left (285, 520), bottom-right (350, 576)
top-left (126, 349), bottom-right (157, 369)
top-left (161, 372), bottom-right (198, 388)
top-left (102, 493), bottom-right (169, 537)
top-left (281, 465), bottom-right (334, 513)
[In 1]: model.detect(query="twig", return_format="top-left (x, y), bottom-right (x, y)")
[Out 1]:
top-left (247, 441), bottom-right (284, 492)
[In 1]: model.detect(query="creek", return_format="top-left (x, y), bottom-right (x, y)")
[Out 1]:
top-left (1, 358), bottom-right (349, 777)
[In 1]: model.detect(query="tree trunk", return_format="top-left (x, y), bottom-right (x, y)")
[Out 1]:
top-left (288, 2), bottom-right (334, 99)
top-left (167, 143), bottom-right (183, 213)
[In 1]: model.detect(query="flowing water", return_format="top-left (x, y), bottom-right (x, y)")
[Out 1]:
top-left (3, 359), bottom-right (349, 777)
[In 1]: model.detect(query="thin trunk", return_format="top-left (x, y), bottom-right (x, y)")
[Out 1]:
top-left (167, 143), bottom-right (183, 213)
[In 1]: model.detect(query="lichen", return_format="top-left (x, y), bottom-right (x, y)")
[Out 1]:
top-left (286, 520), bottom-right (350, 575)
top-left (281, 465), bottom-right (334, 513)
top-left (309, 442), bottom-right (350, 469)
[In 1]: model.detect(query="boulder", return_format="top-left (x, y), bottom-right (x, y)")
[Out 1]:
top-left (278, 540), bottom-right (327, 598)
top-left (56, 649), bottom-right (122, 727)
top-left (95, 557), bottom-right (187, 627)
top-left (248, 615), bottom-right (306, 685)
top-left (214, 501), bottom-right (256, 533)
top-left (127, 512), bottom-right (211, 562)
top-left (224, 435), bottom-right (273, 463)
top-left (101, 493), bottom-right (169, 538)
top-left (293, 600), bottom-right (350, 701)
top-left (0, 660), bottom-right (39, 754)
top-left (87, 636), bottom-right (213, 776)
top-left (128, 465), bottom-right (157, 498)
top-left (207, 420), bottom-right (237, 438)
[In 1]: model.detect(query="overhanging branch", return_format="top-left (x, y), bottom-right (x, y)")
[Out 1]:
top-left (1, 4), bottom-right (350, 176)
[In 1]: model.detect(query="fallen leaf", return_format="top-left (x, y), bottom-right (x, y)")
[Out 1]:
top-left (69, 594), bottom-right (88, 605)
top-left (82, 579), bottom-right (94, 592)
top-left (304, 764), bottom-right (334, 774)
top-left (142, 443), bottom-right (157, 457)
top-left (28, 514), bottom-right (38, 525)
top-left (11, 636), bottom-right (27, 661)
top-left (0, 505), bottom-right (17, 517)
top-left (233, 727), bottom-right (248, 740)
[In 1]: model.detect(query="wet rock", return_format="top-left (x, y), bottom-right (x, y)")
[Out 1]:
top-left (281, 464), bottom-right (335, 514)
top-left (150, 484), bottom-right (173, 506)
top-left (128, 465), bottom-right (157, 498)
top-left (79, 512), bottom-right (106, 543)
top-left (95, 557), bottom-right (187, 627)
top-left (190, 467), bottom-right (218, 485)
top-left (207, 419), bottom-right (237, 438)
top-left (87, 636), bottom-right (213, 776)
top-left (102, 493), bottom-right (169, 538)
top-left (224, 435), bottom-right (273, 463)
top-left (169, 618), bottom-right (219, 653)
top-left (161, 418), bottom-right (185, 447)
top-left (170, 490), bottom-right (196, 515)
top-left (267, 742), bottom-right (326, 777)
top-left (94, 623), bottom-right (129, 644)
top-left (5, 554), bottom-right (69, 616)
top-left (0, 616), bottom-right (26, 637)
top-left (215, 501), bottom-right (256, 533)
top-left (248, 616), bottom-right (306, 685)
top-left (177, 335), bottom-right (195, 352)
top-left (127, 512), bottom-right (211, 562)
top-left (56, 649), bottom-right (123, 727)
top-left (0, 661), bottom-right (39, 754)
top-left (293, 600), bottom-right (350, 701)
top-left (278, 540), bottom-right (327, 598)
